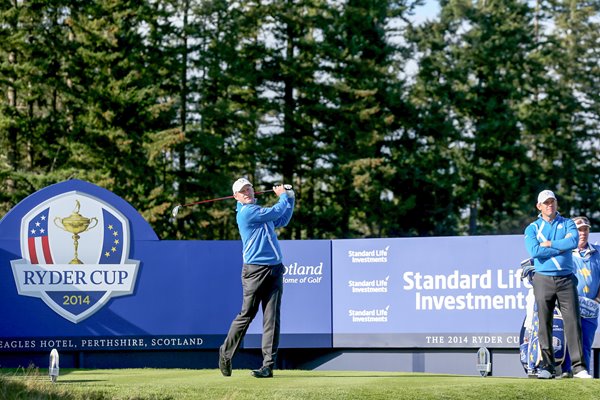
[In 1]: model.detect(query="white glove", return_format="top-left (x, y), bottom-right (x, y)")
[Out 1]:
top-left (280, 184), bottom-right (294, 198)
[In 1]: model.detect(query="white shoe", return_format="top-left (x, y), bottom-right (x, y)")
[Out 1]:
top-left (537, 369), bottom-right (553, 379)
top-left (574, 370), bottom-right (593, 379)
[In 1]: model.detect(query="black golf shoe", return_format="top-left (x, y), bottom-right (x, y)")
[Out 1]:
top-left (250, 366), bottom-right (273, 378)
top-left (218, 347), bottom-right (231, 377)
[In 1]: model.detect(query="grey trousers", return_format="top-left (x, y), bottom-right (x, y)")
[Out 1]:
top-left (220, 263), bottom-right (284, 369)
top-left (532, 273), bottom-right (586, 373)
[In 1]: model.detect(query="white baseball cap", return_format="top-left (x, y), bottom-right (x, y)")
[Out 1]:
top-left (537, 190), bottom-right (556, 204)
top-left (232, 178), bottom-right (252, 194)
top-left (573, 216), bottom-right (591, 229)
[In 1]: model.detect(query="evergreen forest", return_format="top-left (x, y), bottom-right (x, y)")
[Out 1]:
top-left (1, 0), bottom-right (599, 240)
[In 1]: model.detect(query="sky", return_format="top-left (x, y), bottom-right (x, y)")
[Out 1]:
top-left (413, 0), bottom-right (441, 24)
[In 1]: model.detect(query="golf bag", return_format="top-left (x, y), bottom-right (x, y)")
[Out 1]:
top-left (518, 259), bottom-right (566, 376)
top-left (519, 301), bottom-right (565, 376)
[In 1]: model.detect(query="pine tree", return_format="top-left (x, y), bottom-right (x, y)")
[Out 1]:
top-left (316, 0), bottom-right (416, 237)
top-left (523, 0), bottom-right (600, 223)
top-left (409, 0), bottom-right (542, 235)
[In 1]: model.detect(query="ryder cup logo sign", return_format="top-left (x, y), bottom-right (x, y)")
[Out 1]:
top-left (10, 191), bottom-right (140, 323)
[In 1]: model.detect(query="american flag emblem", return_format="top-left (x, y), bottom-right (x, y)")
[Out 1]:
top-left (27, 208), bottom-right (54, 264)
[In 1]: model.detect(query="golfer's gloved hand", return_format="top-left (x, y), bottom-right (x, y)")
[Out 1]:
top-left (279, 184), bottom-right (295, 199)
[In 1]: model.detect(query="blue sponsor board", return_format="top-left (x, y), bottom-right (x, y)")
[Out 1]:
top-left (0, 180), bottom-right (332, 352)
top-left (332, 237), bottom-right (534, 348)
top-left (3, 180), bottom-right (598, 355)
top-left (331, 234), bottom-right (600, 348)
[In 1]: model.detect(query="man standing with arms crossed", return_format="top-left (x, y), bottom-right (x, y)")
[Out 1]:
top-left (524, 189), bottom-right (592, 378)
top-left (219, 178), bottom-right (295, 378)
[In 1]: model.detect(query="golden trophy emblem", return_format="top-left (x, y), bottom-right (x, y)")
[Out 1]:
top-left (54, 200), bottom-right (98, 264)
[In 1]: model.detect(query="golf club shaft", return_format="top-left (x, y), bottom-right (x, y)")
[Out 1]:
top-left (179, 190), bottom-right (271, 207)
top-left (172, 185), bottom-right (292, 217)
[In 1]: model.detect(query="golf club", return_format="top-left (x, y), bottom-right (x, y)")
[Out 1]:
top-left (172, 184), bottom-right (292, 217)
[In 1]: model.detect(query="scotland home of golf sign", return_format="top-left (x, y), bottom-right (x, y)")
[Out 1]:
top-left (10, 191), bottom-right (139, 323)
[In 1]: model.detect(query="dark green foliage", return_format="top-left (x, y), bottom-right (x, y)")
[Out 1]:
top-left (1, 0), bottom-right (600, 238)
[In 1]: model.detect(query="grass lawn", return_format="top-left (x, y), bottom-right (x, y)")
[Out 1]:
top-left (2, 367), bottom-right (600, 400)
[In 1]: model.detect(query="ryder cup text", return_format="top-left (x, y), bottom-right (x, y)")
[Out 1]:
top-left (24, 270), bottom-right (129, 285)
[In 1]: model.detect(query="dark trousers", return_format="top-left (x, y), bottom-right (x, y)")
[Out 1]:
top-left (563, 317), bottom-right (598, 373)
top-left (220, 263), bottom-right (284, 369)
top-left (532, 273), bottom-right (586, 373)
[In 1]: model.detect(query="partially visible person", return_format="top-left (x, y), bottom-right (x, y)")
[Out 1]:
top-left (524, 189), bottom-right (592, 379)
top-left (219, 178), bottom-right (295, 378)
top-left (560, 216), bottom-right (600, 378)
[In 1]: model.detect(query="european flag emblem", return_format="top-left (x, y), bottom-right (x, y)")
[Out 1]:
top-left (100, 209), bottom-right (123, 264)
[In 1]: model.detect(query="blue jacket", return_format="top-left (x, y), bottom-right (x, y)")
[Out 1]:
top-left (573, 244), bottom-right (600, 299)
top-left (524, 213), bottom-right (578, 276)
top-left (236, 193), bottom-right (295, 265)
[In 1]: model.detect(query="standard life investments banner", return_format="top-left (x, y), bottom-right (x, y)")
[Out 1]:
top-left (332, 235), bottom-right (544, 348)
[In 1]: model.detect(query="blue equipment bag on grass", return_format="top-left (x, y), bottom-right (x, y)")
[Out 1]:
top-left (519, 304), bottom-right (565, 377)
top-left (518, 260), bottom-right (566, 377)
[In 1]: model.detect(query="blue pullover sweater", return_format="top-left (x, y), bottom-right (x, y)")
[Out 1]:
top-left (524, 213), bottom-right (578, 276)
top-left (236, 193), bottom-right (294, 265)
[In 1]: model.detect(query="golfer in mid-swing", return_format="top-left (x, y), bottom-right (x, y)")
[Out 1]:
top-left (219, 178), bottom-right (295, 378)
